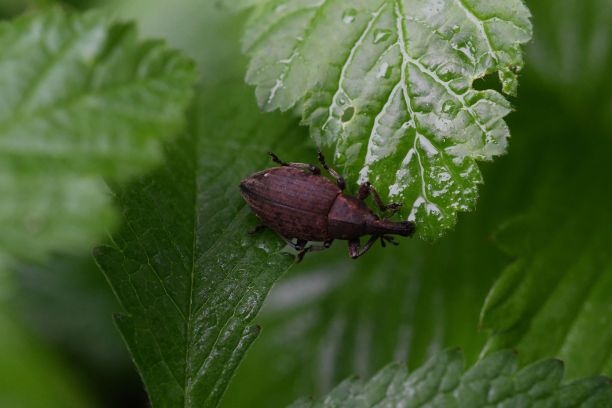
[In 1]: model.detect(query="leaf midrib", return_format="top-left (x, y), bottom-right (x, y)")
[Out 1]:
top-left (185, 104), bottom-right (199, 406)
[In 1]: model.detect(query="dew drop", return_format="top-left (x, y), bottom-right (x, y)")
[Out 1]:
top-left (377, 62), bottom-right (391, 78)
top-left (467, 41), bottom-right (476, 54)
top-left (342, 8), bottom-right (357, 24)
top-left (442, 100), bottom-right (457, 114)
top-left (373, 28), bottom-right (391, 44)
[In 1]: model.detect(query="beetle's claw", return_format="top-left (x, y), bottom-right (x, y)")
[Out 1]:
top-left (382, 235), bottom-right (399, 246)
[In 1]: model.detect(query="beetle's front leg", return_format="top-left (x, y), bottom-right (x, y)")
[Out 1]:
top-left (358, 182), bottom-right (402, 214)
top-left (280, 237), bottom-right (308, 251)
top-left (268, 152), bottom-right (321, 175)
top-left (317, 149), bottom-right (346, 190)
top-left (348, 236), bottom-right (379, 259)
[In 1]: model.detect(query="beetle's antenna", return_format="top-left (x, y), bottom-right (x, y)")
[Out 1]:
top-left (317, 149), bottom-right (346, 190)
top-left (268, 152), bottom-right (288, 166)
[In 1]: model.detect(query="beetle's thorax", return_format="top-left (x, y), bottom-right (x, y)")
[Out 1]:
top-left (327, 194), bottom-right (377, 239)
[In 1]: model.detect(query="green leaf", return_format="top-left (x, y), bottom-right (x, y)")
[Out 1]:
top-left (290, 348), bottom-right (611, 407)
top-left (237, 0), bottom-right (532, 240)
top-left (93, 78), bottom-right (310, 406)
top-left (0, 7), bottom-right (196, 262)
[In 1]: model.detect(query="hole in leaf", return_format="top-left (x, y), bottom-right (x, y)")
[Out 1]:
top-left (472, 73), bottom-right (502, 93)
top-left (341, 106), bottom-right (355, 122)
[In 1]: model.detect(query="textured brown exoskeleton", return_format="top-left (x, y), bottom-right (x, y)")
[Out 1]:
top-left (240, 151), bottom-right (416, 261)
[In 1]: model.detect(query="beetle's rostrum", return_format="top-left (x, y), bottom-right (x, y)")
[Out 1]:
top-left (240, 150), bottom-right (416, 261)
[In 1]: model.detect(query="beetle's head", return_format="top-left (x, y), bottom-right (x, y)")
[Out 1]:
top-left (395, 220), bottom-right (416, 236)
top-left (368, 219), bottom-right (415, 237)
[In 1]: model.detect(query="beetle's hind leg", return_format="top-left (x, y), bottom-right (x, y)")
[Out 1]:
top-left (358, 182), bottom-right (402, 215)
top-left (317, 149), bottom-right (346, 190)
top-left (268, 152), bottom-right (321, 175)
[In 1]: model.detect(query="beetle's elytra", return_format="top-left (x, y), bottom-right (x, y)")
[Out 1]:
top-left (240, 150), bottom-right (415, 261)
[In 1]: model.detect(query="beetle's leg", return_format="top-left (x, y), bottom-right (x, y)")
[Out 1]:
top-left (268, 152), bottom-right (321, 175)
top-left (358, 182), bottom-right (402, 214)
top-left (282, 237), bottom-right (308, 251)
top-left (317, 149), bottom-right (346, 190)
top-left (295, 239), bottom-right (308, 251)
top-left (380, 235), bottom-right (399, 247)
top-left (296, 249), bottom-right (307, 263)
top-left (348, 235), bottom-right (379, 259)
top-left (248, 223), bottom-right (268, 235)
top-left (296, 241), bottom-right (332, 263)
top-left (289, 163), bottom-right (321, 175)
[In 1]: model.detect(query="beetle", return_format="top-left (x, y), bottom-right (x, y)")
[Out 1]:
top-left (240, 150), bottom-right (416, 261)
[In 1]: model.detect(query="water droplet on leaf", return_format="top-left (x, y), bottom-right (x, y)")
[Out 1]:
top-left (373, 28), bottom-right (391, 44)
top-left (342, 9), bottom-right (357, 24)
top-left (377, 62), bottom-right (391, 78)
top-left (442, 100), bottom-right (457, 114)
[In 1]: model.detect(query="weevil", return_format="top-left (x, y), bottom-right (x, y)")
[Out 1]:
top-left (240, 150), bottom-right (416, 261)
